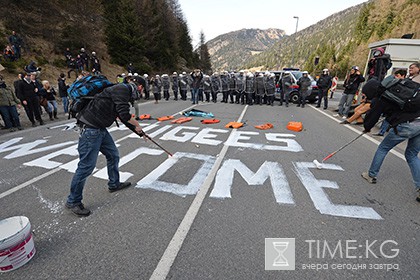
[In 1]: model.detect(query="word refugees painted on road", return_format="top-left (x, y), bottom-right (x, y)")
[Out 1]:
top-left (0, 124), bottom-right (381, 220)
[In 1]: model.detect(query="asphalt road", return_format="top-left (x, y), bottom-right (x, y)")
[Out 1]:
top-left (1, 95), bottom-right (419, 279)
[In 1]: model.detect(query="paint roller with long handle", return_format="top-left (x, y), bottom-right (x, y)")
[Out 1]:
top-left (313, 132), bottom-right (366, 169)
top-left (128, 126), bottom-right (173, 157)
top-left (143, 133), bottom-right (173, 157)
top-left (122, 122), bottom-right (173, 157)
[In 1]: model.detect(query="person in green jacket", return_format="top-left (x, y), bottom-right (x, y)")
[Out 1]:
top-left (0, 75), bottom-right (23, 131)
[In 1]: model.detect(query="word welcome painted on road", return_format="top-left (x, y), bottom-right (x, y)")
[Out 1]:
top-left (0, 123), bottom-right (382, 220)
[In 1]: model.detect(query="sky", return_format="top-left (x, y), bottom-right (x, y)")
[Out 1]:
top-left (178, 0), bottom-right (368, 46)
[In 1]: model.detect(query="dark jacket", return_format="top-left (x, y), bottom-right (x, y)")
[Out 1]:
top-left (91, 56), bottom-right (101, 72)
top-left (297, 76), bottom-right (311, 92)
top-left (40, 88), bottom-right (57, 101)
top-left (364, 97), bottom-right (420, 131)
top-left (343, 74), bottom-right (365, 95)
top-left (78, 83), bottom-right (132, 128)
top-left (317, 74), bottom-right (332, 90)
top-left (367, 54), bottom-right (391, 81)
top-left (235, 74), bottom-right (245, 92)
top-left (364, 76), bottom-right (420, 130)
top-left (211, 75), bottom-right (220, 92)
top-left (191, 72), bottom-right (203, 89)
top-left (281, 75), bottom-right (293, 92)
top-left (220, 74), bottom-right (229, 92)
top-left (0, 85), bottom-right (20, 106)
top-left (18, 78), bottom-right (37, 100)
top-left (171, 75), bottom-right (179, 90)
top-left (58, 78), bottom-right (69, 97)
top-left (14, 79), bottom-right (23, 100)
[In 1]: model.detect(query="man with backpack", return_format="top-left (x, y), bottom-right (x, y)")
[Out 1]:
top-left (361, 62), bottom-right (420, 202)
top-left (65, 75), bottom-right (146, 217)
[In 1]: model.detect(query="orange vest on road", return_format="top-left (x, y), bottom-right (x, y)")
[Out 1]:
top-left (201, 119), bottom-right (220, 124)
top-left (171, 117), bottom-right (192, 124)
top-left (225, 122), bottom-right (244, 129)
top-left (286, 121), bottom-right (303, 132)
top-left (255, 123), bottom-right (273, 130)
top-left (139, 114), bottom-right (151, 120)
top-left (157, 115), bottom-right (174, 121)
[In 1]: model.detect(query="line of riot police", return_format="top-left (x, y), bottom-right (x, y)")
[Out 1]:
top-left (117, 70), bottom-right (299, 107)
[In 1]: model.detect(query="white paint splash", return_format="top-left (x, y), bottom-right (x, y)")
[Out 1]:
top-left (32, 186), bottom-right (63, 214)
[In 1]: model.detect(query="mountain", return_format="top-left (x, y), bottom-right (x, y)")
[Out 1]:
top-left (206, 28), bottom-right (285, 71)
top-left (243, 0), bottom-right (420, 77)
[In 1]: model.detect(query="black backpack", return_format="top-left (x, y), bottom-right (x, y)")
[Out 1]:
top-left (381, 78), bottom-right (420, 112)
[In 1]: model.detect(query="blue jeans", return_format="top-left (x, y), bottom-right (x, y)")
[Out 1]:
top-left (61, 96), bottom-right (69, 113)
top-left (338, 93), bottom-right (355, 117)
top-left (67, 128), bottom-right (120, 205)
top-left (368, 120), bottom-right (420, 189)
top-left (48, 100), bottom-right (58, 113)
top-left (379, 119), bottom-right (390, 135)
top-left (192, 88), bottom-right (199, 104)
top-left (0, 105), bottom-right (21, 128)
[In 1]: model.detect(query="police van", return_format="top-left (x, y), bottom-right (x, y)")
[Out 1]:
top-left (256, 68), bottom-right (319, 103)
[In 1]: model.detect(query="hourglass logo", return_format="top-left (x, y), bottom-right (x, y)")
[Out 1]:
top-left (265, 238), bottom-right (295, 270)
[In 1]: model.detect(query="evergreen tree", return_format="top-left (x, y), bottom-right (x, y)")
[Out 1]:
top-left (101, 0), bottom-right (196, 72)
top-left (197, 31), bottom-right (212, 73)
top-left (177, 19), bottom-right (195, 69)
top-left (102, 0), bottom-right (147, 71)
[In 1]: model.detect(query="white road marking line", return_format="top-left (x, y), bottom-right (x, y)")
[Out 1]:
top-left (149, 105), bottom-right (249, 280)
top-left (309, 105), bottom-right (406, 161)
top-left (0, 104), bottom-right (197, 200)
top-left (0, 168), bottom-right (61, 200)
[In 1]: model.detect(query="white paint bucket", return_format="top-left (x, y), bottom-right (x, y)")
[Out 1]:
top-left (0, 216), bottom-right (36, 272)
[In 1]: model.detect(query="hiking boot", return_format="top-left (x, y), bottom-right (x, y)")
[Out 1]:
top-left (362, 172), bottom-right (377, 184)
top-left (416, 189), bottom-right (420, 203)
top-left (65, 202), bottom-right (91, 217)
top-left (108, 182), bottom-right (132, 193)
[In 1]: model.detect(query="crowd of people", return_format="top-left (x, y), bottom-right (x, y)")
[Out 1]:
top-left (116, 69), bottom-right (335, 109)
top-left (1, 37), bottom-right (419, 213)
top-left (2, 31), bottom-right (23, 62)
top-left (0, 41), bottom-right (104, 132)
top-left (65, 47), bottom-right (101, 78)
